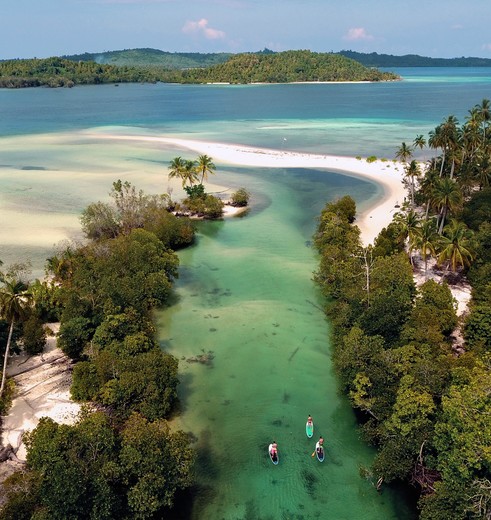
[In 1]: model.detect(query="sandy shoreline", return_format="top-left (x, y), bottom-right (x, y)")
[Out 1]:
top-left (0, 324), bottom-right (81, 478)
top-left (89, 133), bottom-right (406, 245)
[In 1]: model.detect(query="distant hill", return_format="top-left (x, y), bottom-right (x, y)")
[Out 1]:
top-left (62, 48), bottom-right (491, 69)
top-left (63, 48), bottom-right (233, 69)
top-left (339, 50), bottom-right (491, 67)
top-left (174, 50), bottom-right (399, 83)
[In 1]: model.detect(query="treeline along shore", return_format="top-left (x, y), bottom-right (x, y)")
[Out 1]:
top-left (0, 50), bottom-right (398, 88)
top-left (3, 47), bottom-right (489, 89)
top-left (313, 100), bottom-right (491, 519)
top-left (0, 181), bottom-right (199, 518)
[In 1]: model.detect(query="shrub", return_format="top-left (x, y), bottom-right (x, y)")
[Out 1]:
top-left (57, 317), bottom-right (94, 360)
top-left (71, 361), bottom-right (100, 401)
top-left (183, 194), bottom-right (224, 219)
top-left (464, 304), bottom-right (491, 352)
top-left (183, 184), bottom-right (205, 199)
top-left (230, 188), bottom-right (250, 207)
top-left (22, 314), bottom-right (47, 355)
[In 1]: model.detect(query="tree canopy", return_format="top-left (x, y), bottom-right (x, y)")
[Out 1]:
top-left (0, 51), bottom-right (399, 88)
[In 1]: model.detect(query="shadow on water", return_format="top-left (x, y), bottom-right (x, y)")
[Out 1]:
top-left (167, 371), bottom-right (194, 416)
top-left (166, 429), bottom-right (222, 519)
top-left (195, 429), bottom-right (221, 480)
top-left (166, 484), bottom-right (216, 520)
top-left (301, 469), bottom-right (319, 497)
top-left (195, 219), bottom-right (226, 238)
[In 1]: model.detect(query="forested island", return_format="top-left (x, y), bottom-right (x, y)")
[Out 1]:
top-left (314, 100), bottom-right (491, 519)
top-left (339, 50), bottom-right (491, 67)
top-left (163, 50), bottom-right (398, 83)
top-left (2, 48), bottom-right (487, 89)
top-left (61, 47), bottom-right (491, 69)
top-left (0, 50), bottom-right (398, 88)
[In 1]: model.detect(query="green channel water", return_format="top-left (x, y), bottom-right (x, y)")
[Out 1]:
top-left (156, 167), bottom-right (413, 520)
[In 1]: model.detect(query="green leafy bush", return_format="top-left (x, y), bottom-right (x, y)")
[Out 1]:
top-left (230, 187), bottom-right (250, 207)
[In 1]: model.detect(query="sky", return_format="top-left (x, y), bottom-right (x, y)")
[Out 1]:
top-left (2, 0), bottom-right (491, 60)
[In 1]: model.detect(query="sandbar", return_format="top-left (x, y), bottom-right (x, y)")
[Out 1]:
top-left (89, 133), bottom-right (406, 245)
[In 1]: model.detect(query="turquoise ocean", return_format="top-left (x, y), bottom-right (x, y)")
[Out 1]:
top-left (1, 68), bottom-right (491, 519)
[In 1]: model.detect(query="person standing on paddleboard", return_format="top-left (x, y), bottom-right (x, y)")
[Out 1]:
top-left (270, 441), bottom-right (278, 462)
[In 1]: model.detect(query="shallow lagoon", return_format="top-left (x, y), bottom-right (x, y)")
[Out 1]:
top-left (1, 67), bottom-right (490, 517)
top-left (156, 165), bottom-right (412, 519)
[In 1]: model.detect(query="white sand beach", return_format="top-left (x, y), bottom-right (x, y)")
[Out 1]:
top-left (89, 133), bottom-right (406, 245)
top-left (0, 324), bottom-right (81, 480)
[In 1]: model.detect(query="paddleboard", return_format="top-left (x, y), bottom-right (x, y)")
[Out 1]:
top-left (268, 443), bottom-right (279, 465)
top-left (316, 442), bottom-right (325, 463)
top-left (306, 421), bottom-right (314, 438)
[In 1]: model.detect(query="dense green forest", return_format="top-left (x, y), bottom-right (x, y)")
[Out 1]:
top-left (60, 47), bottom-right (491, 69)
top-left (0, 57), bottom-right (164, 88)
top-left (314, 100), bottom-right (491, 519)
top-left (0, 51), bottom-right (398, 88)
top-left (173, 50), bottom-right (398, 83)
top-left (0, 165), bottom-right (249, 518)
top-left (63, 47), bottom-right (234, 69)
top-left (0, 181), bottom-right (197, 519)
top-left (339, 50), bottom-right (491, 67)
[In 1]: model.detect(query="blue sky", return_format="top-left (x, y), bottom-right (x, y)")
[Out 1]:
top-left (3, 0), bottom-right (491, 60)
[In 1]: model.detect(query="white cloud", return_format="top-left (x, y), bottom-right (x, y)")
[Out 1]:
top-left (482, 43), bottom-right (491, 52)
top-left (343, 27), bottom-right (374, 42)
top-left (182, 18), bottom-right (226, 40)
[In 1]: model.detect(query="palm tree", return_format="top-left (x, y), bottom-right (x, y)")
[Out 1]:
top-left (181, 160), bottom-right (199, 187)
top-left (0, 278), bottom-right (32, 397)
top-left (431, 177), bottom-right (463, 234)
top-left (429, 116), bottom-right (460, 178)
top-left (464, 107), bottom-right (482, 158)
top-left (476, 98), bottom-right (491, 140)
top-left (404, 159), bottom-right (421, 206)
top-left (428, 125), bottom-right (445, 175)
top-left (46, 247), bottom-right (77, 284)
top-left (394, 209), bottom-right (420, 264)
top-left (169, 156), bottom-right (199, 188)
top-left (475, 148), bottom-right (491, 190)
top-left (418, 166), bottom-right (439, 220)
top-left (413, 134), bottom-right (426, 153)
top-left (395, 142), bottom-right (412, 165)
top-left (196, 154), bottom-right (216, 184)
top-left (411, 218), bottom-right (438, 278)
top-left (441, 115), bottom-right (460, 178)
top-left (168, 156), bottom-right (186, 185)
top-left (437, 219), bottom-right (475, 272)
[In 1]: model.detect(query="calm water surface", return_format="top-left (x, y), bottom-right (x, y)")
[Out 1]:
top-left (1, 67), bottom-right (490, 518)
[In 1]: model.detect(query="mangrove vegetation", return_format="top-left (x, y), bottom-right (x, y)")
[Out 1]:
top-left (0, 181), bottom-right (197, 519)
top-left (314, 100), bottom-right (491, 519)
